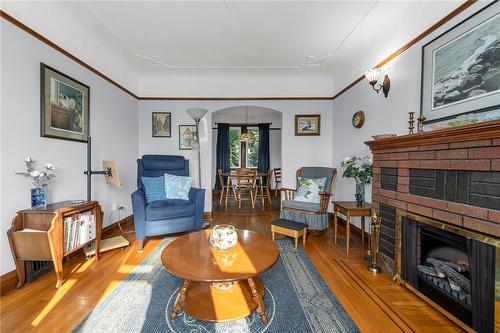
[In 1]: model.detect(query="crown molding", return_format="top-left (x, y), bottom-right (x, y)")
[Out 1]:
top-left (0, 10), bottom-right (139, 99)
top-left (1, 1), bottom-right (478, 101)
top-left (332, 0), bottom-right (477, 101)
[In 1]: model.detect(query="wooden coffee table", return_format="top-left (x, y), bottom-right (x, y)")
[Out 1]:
top-left (161, 229), bottom-right (279, 323)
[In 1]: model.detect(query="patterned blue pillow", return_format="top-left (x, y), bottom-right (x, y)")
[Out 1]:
top-left (164, 173), bottom-right (193, 200)
top-left (141, 176), bottom-right (166, 204)
top-left (294, 177), bottom-right (327, 203)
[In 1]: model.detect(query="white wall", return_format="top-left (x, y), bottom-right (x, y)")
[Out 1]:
top-left (331, 1), bottom-right (490, 231)
top-left (138, 100), bottom-right (333, 211)
top-left (0, 18), bottom-right (138, 274)
top-left (138, 71), bottom-right (333, 98)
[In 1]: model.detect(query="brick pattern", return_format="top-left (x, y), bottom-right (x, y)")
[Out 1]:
top-left (371, 138), bottom-right (500, 237)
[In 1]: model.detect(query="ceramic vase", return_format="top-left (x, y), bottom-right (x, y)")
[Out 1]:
top-left (355, 182), bottom-right (365, 207)
top-left (31, 187), bottom-right (47, 210)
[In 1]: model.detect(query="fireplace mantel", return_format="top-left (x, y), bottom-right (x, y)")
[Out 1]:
top-left (365, 119), bottom-right (500, 150)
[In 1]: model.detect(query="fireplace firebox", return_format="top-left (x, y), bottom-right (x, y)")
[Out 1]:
top-left (397, 210), bottom-right (499, 333)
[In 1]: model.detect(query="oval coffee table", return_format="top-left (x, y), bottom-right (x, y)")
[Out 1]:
top-left (161, 229), bottom-right (279, 323)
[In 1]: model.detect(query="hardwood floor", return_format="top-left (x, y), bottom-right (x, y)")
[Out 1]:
top-left (0, 198), bottom-right (463, 332)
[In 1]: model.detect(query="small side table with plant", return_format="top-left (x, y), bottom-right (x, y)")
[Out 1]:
top-left (340, 155), bottom-right (373, 206)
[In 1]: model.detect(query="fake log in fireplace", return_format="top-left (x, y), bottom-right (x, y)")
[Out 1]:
top-left (396, 210), bottom-right (499, 333)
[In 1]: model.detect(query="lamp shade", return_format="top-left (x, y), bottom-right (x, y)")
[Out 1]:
top-left (186, 108), bottom-right (208, 121)
top-left (365, 68), bottom-right (381, 84)
top-left (239, 132), bottom-right (252, 142)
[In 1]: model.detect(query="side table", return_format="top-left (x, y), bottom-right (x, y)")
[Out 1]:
top-left (332, 201), bottom-right (372, 256)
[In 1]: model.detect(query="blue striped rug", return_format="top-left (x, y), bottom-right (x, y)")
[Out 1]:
top-left (74, 238), bottom-right (359, 333)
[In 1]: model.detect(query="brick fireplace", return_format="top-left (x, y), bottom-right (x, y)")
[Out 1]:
top-left (366, 120), bottom-right (500, 333)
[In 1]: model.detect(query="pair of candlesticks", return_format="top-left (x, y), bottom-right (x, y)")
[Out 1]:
top-left (408, 112), bottom-right (426, 134)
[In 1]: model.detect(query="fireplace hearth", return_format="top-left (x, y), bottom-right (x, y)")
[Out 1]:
top-left (398, 211), bottom-right (498, 333)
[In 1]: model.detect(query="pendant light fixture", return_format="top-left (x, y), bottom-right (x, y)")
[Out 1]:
top-left (240, 106), bottom-right (253, 142)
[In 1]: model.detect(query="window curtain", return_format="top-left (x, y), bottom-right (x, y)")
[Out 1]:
top-left (257, 123), bottom-right (270, 184)
top-left (214, 123), bottom-right (230, 189)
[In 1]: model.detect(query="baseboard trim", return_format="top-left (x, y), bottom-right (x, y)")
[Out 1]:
top-left (0, 215), bottom-right (134, 297)
top-left (102, 215), bottom-right (134, 238)
top-left (0, 270), bottom-right (19, 297)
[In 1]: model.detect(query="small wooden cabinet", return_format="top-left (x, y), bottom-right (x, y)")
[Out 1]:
top-left (7, 201), bottom-right (102, 288)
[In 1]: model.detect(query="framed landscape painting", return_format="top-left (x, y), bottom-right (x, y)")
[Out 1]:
top-left (152, 112), bottom-right (171, 137)
top-left (179, 125), bottom-right (197, 150)
top-left (41, 63), bottom-right (89, 142)
top-left (295, 114), bottom-right (321, 136)
top-left (421, 1), bottom-right (500, 125)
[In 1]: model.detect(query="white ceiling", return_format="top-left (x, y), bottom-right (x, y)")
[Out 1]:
top-left (1, 1), bottom-right (465, 96)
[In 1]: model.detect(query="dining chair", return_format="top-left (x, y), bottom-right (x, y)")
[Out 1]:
top-left (235, 168), bottom-right (257, 208)
top-left (255, 169), bottom-right (273, 205)
top-left (218, 169), bottom-right (236, 205)
top-left (274, 168), bottom-right (282, 197)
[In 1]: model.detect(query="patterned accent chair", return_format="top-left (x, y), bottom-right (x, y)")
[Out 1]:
top-left (280, 167), bottom-right (337, 231)
top-left (131, 155), bottom-right (205, 252)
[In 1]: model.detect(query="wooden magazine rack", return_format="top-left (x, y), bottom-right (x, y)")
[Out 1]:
top-left (7, 201), bottom-right (102, 288)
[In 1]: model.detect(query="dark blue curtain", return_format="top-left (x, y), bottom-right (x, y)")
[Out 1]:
top-left (214, 123), bottom-right (230, 189)
top-left (257, 123), bottom-right (270, 184)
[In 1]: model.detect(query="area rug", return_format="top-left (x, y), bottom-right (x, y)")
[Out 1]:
top-left (74, 238), bottom-right (359, 333)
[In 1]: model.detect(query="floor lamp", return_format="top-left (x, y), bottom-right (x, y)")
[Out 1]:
top-left (186, 108), bottom-right (210, 228)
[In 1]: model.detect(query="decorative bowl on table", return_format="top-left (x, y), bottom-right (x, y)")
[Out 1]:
top-left (209, 224), bottom-right (238, 251)
top-left (372, 134), bottom-right (397, 140)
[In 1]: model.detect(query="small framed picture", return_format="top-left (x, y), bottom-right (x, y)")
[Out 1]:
top-left (152, 112), bottom-right (171, 137)
top-left (41, 63), bottom-right (90, 142)
top-left (179, 125), bottom-right (197, 150)
top-left (295, 114), bottom-right (321, 136)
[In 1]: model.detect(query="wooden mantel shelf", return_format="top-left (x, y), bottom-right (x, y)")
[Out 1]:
top-left (365, 119), bottom-right (500, 150)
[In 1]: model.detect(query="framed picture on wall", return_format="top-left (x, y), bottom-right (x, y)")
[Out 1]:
top-left (179, 125), bottom-right (197, 150)
top-left (152, 112), bottom-right (171, 137)
top-left (41, 63), bottom-right (90, 142)
top-left (295, 114), bottom-right (321, 136)
top-left (421, 1), bottom-right (500, 125)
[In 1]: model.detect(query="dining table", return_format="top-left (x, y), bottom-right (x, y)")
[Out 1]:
top-left (221, 171), bottom-right (270, 206)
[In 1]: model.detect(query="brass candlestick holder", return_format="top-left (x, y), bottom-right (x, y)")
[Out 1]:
top-left (417, 116), bottom-right (426, 133)
top-left (367, 209), bottom-right (381, 273)
top-left (408, 112), bottom-right (415, 134)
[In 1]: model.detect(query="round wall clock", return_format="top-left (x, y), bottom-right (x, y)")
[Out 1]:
top-left (352, 111), bottom-right (365, 128)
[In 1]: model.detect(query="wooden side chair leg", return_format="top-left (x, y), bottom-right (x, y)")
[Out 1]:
top-left (250, 189), bottom-right (255, 208)
top-left (219, 186), bottom-right (225, 204)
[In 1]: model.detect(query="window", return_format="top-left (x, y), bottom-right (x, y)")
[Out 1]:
top-left (229, 126), bottom-right (259, 168)
top-left (229, 127), bottom-right (241, 168)
top-left (246, 127), bottom-right (259, 168)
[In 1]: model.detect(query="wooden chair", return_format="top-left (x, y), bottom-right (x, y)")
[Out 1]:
top-left (273, 168), bottom-right (282, 197)
top-left (280, 167), bottom-right (337, 231)
top-left (218, 169), bottom-right (236, 205)
top-left (255, 169), bottom-right (273, 205)
top-left (235, 168), bottom-right (257, 208)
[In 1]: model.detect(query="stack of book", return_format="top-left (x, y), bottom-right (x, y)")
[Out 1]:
top-left (63, 210), bottom-right (96, 252)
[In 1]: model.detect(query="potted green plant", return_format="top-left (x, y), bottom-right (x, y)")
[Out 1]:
top-left (340, 156), bottom-right (373, 206)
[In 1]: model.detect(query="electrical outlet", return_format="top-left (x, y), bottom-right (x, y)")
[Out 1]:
top-left (112, 203), bottom-right (125, 212)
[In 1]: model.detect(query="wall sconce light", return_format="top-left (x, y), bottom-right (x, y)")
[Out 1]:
top-left (365, 68), bottom-right (390, 97)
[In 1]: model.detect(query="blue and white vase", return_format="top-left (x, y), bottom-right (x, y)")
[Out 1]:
top-left (31, 187), bottom-right (47, 210)
top-left (355, 182), bottom-right (365, 207)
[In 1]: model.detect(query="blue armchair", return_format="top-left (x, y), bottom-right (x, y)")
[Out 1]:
top-left (131, 155), bottom-right (205, 252)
